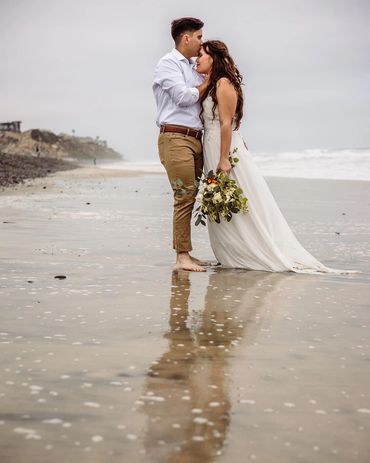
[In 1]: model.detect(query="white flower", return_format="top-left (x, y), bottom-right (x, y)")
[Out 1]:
top-left (225, 191), bottom-right (233, 202)
top-left (212, 192), bottom-right (222, 204)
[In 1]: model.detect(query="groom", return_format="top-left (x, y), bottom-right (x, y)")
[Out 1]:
top-left (153, 17), bottom-right (209, 272)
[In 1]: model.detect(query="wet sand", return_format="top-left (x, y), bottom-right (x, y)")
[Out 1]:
top-left (0, 168), bottom-right (369, 463)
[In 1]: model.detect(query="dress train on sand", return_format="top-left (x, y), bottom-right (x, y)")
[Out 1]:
top-left (202, 96), bottom-right (353, 274)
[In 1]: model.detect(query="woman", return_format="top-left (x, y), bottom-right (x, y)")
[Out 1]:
top-left (196, 40), bottom-right (351, 274)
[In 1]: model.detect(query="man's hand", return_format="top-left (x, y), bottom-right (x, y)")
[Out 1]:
top-left (217, 158), bottom-right (232, 175)
top-left (203, 73), bottom-right (210, 86)
top-left (196, 73), bottom-right (210, 98)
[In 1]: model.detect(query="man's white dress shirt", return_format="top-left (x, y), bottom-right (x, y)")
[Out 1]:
top-left (153, 48), bottom-right (204, 131)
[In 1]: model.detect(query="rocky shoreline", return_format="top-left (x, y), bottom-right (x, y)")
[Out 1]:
top-left (0, 152), bottom-right (78, 188)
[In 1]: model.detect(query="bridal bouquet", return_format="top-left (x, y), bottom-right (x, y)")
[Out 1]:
top-left (194, 148), bottom-right (249, 226)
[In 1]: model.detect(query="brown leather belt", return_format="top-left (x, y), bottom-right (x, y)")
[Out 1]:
top-left (160, 124), bottom-right (203, 140)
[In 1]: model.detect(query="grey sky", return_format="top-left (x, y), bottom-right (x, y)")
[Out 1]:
top-left (1, 0), bottom-right (369, 160)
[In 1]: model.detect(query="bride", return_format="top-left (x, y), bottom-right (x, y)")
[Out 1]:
top-left (196, 40), bottom-right (351, 274)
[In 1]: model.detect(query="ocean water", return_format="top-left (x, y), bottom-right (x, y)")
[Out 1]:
top-left (101, 148), bottom-right (370, 181)
top-left (253, 148), bottom-right (370, 181)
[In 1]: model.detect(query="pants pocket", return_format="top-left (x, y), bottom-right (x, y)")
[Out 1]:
top-left (158, 135), bottom-right (166, 165)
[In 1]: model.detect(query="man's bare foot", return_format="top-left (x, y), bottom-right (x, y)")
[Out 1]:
top-left (176, 253), bottom-right (206, 272)
top-left (190, 255), bottom-right (216, 266)
top-left (189, 255), bottom-right (208, 266)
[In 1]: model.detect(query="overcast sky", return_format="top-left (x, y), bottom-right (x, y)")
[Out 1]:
top-left (1, 0), bottom-right (369, 160)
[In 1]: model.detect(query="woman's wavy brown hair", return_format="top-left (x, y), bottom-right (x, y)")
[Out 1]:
top-left (199, 40), bottom-right (244, 129)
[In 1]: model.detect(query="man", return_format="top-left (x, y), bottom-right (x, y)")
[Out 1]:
top-left (153, 17), bottom-right (209, 272)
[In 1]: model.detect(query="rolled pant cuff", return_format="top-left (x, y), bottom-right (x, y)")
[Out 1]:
top-left (173, 244), bottom-right (193, 253)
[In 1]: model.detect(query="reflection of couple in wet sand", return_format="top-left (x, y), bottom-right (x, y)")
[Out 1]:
top-left (154, 17), bottom-right (352, 275)
top-left (140, 269), bottom-right (295, 462)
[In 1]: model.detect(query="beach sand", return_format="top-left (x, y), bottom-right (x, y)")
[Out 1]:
top-left (0, 167), bottom-right (369, 463)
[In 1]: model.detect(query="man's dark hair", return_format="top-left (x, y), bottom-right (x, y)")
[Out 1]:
top-left (171, 17), bottom-right (204, 44)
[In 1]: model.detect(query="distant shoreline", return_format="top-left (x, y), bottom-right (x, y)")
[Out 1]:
top-left (0, 127), bottom-right (123, 188)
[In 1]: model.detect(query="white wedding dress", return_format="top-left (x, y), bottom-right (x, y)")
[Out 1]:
top-left (202, 95), bottom-right (350, 274)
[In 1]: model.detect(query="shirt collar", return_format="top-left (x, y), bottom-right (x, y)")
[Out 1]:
top-left (171, 48), bottom-right (196, 65)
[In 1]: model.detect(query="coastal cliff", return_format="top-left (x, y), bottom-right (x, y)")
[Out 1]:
top-left (0, 129), bottom-right (122, 161)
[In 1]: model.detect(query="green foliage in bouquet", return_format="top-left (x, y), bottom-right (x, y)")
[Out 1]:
top-left (194, 148), bottom-right (249, 226)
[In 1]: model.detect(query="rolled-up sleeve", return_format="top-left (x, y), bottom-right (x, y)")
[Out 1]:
top-left (154, 59), bottom-right (199, 107)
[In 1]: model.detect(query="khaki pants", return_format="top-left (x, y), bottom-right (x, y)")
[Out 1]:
top-left (158, 132), bottom-right (203, 253)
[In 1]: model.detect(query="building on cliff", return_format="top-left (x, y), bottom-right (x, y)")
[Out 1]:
top-left (0, 121), bottom-right (22, 132)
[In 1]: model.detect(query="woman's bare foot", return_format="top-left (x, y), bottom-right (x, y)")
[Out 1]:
top-left (176, 253), bottom-right (206, 272)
